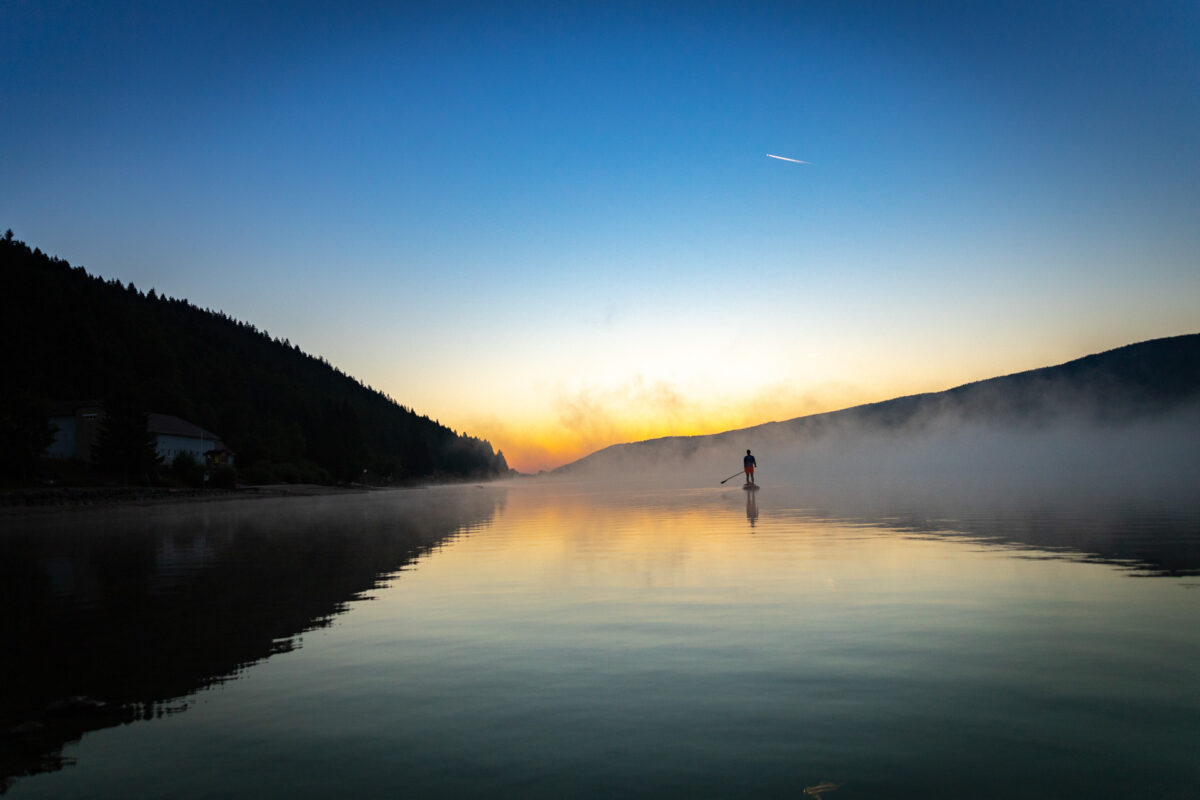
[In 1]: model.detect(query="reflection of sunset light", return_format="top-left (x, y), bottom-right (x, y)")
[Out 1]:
top-left (367, 484), bottom-right (1160, 602)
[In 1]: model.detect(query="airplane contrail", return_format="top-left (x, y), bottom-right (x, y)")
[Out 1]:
top-left (766, 154), bottom-right (810, 164)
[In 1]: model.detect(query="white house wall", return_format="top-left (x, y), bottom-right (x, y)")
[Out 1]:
top-left (46, 417), bottom-right (78, 459)
top-left (156, 434), bottom-right (214, 463)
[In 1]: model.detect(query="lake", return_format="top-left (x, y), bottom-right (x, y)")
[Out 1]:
top-left (3, 482), bottom-right (1199, 798)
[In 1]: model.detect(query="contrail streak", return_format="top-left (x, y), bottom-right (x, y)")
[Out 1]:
top-left (766, 154), bottom-right (810, 164)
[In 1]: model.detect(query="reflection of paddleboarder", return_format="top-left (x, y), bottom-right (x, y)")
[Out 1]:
top-left (743, 449), bottom-right (757, 485)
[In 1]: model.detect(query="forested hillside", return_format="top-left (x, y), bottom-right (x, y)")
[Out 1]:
top-left (1, 232), bottom-right (510, 484)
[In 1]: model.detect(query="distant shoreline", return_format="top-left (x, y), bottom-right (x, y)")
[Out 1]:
top-left (0, 483), bottom-right (383, 514)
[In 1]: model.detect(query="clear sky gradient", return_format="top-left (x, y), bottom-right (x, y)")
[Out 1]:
top-left (4, 1), bottom-right (1198, 471)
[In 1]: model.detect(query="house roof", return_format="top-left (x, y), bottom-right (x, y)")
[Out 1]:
top-left (147, 413), bottom-right (221, 441)
top-left (48, 400), bottom-right (103, 417)
top-left (45, 404), bottom-right (229, 448)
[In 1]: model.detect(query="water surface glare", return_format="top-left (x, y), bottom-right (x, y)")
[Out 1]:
top-left (3, 483), bottom-right (1199, 798)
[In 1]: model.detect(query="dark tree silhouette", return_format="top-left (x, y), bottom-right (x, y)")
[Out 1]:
top-left (0, 393), bottom-right (57, 481)
top-left (91, 397), bottom-right (161, 485)
top-left (1, 232), bottom-right (510, 485)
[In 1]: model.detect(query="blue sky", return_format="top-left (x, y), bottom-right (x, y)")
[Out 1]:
top-left (4, 1), bottom-right (1198, 470)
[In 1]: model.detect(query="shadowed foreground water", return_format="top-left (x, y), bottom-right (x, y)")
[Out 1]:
top-left (3, 482), bottom-right (1198, 798)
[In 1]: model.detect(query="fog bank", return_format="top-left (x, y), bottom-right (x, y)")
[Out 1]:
top-left (547, 404), bottom-right (1200, 509)
top-left (548, 334), bottom-right (1200, 507)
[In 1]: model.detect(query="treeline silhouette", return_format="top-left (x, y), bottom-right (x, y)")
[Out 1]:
top-left (1, 231), bottom-right (510, 484)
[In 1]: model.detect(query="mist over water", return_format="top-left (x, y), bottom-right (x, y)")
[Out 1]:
top-left (551, 402), bottom-right (1200, 509)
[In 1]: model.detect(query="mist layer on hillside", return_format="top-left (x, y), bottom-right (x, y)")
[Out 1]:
top-left (550, 335), bottom-right (1200, 510)
top-left (547, 403), bottom-right (1200, 511)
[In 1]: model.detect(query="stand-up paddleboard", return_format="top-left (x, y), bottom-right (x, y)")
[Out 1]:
top-left (743, 483), bottom-right (759, 491)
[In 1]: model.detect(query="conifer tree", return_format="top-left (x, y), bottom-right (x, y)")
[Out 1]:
top-left (0, 393), bottom-right (56, 482)
top-left (92, 396), bottom-right (161, 484)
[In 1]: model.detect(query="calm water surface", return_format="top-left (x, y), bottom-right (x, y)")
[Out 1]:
top-left (3, 483), bottom-right (1199, 798)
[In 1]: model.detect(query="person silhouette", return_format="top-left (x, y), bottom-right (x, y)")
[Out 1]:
top-left (743, 449), bottom-right (757, 485)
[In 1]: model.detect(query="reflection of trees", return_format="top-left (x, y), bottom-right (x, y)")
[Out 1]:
top-left (917, 508), bottom-right (1200, 577)
top-left (0, 488), bottom-right (506, 792)
top-left (791, 492), bottom-right (1200, 578)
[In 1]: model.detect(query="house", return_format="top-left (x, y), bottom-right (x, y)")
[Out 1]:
top-left (147, 413), bottom-right (234, 468)
top-left (46, 401), bottom-right (104, 463)
top-left (45, 404), bottom-right (234, 467)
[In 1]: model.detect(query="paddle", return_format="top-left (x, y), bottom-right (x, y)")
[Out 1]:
top-left (719, 471), bottom-right (744, 484)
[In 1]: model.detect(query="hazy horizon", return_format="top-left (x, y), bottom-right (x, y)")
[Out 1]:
top-left (5, 2), bottom-right (1198, 471)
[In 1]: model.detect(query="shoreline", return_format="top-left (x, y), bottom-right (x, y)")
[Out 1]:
top-left (0, 479), bottom-right (508, 515)
top-left (0, 483), bottom-right (380, 514)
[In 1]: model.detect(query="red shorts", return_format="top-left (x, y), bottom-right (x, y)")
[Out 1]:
top-left (744, 465), bottom-right (754, 475)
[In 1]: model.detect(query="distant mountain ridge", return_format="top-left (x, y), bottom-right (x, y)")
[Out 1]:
top-left (556, 333), bottom-right (1200, 475)
top-left (2, 231), bottom-right (509, 483)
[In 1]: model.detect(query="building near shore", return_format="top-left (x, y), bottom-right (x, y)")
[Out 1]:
top-left (146, 413), bottom-right (235, 467)
top-left (45, 402), bottom-right (104, 462)
top-left (47, 404), bottom-right (234, 467)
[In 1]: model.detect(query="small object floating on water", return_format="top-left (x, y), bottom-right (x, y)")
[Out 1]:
top-left (743, 483), bottom-right (760, 491)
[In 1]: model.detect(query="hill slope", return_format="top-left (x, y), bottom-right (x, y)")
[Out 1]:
top-left (554, 334), bottom-right (1200, 483)
top-left (2, 232), bottom-right (509, 483)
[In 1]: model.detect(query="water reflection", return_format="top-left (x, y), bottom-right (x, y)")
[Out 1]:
top-left (0, 487), bottom-right (506, 792)
top-left (534, 482), bottom-right (1200, 578)
top-left (4, 481), bottom-right (1198, 798)
top-left (767, 488), bottom-right (1200, 578)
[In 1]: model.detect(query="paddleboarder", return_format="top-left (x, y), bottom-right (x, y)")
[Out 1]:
top-left (743, 449), bottom-right (757, 485)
